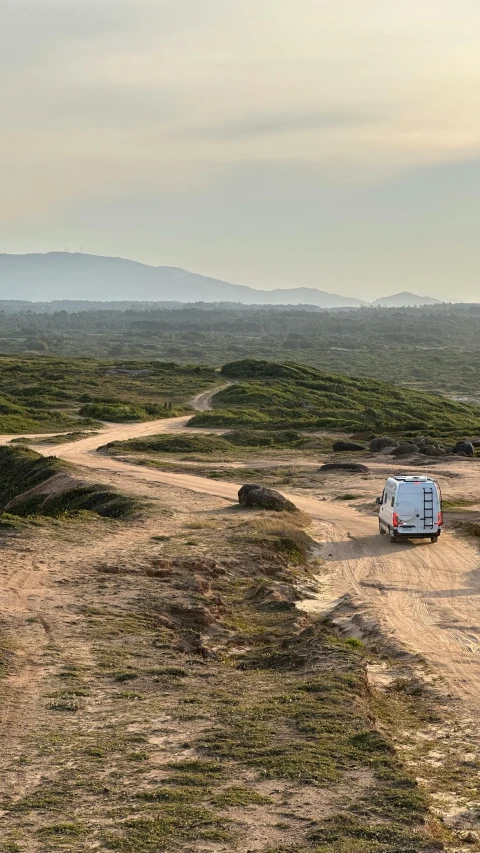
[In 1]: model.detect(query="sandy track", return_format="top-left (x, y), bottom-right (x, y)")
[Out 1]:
top-left (3, 407), bottom-right (480, 712)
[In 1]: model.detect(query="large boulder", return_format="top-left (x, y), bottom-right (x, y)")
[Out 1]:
top-left (238, 484), bottom-right (297, 512)
top-left (369, 437), bottom-right (399, 453)
top-left (332, 440), bottom-right (366, 452)
top-left (471, 439), bottom-right (480, 448)
top-left (392, 442), bottom-right (419, 456)
top-left (454, 441), bottom-right (474, 457)
top-left (320, 463), bottom-right (369, 473)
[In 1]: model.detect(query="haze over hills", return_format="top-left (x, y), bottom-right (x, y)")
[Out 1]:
top-left (371, 292), bottom-right (443, 307)
top-left (0, 252), bottom-right (363, 308)
top-left (0, 252), bottom-right (443, 309)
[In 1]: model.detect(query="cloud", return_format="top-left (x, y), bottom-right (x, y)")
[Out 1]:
top-left (191, 108), bottom-right (382, 141)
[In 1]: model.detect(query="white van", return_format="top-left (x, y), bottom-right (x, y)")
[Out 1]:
top-left (377, 475), bottom-right (443, 544)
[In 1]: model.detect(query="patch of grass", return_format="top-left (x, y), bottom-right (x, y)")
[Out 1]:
top-left (47, 700), bottom-right (80, 712)
top-left (102, 805), bottom-right (230, 851)
top-left (308, 812), bottom-right (435, 852)
top-left (442, 498), bottom-right (478, 509)
top-left (36, 430), bottom-right (98, 445)
top-left (211, 786), bottom-right (272, 807)
top-left (10, 782), bottom-right (74, 812)
top-left (37, 823), bottom-right (86, 839)
top-left (113, 672), bottom-right (138, 682)
top-left (338, 493), bottom-right (359, 500)
top-left (247, 516), bottom-right (314, 565)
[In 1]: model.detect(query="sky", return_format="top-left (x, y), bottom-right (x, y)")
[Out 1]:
top-left (1, 0), bottom-right (480, 301)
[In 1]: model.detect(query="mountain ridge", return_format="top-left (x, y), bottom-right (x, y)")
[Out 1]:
top-left (0, 252), bottom-right (363, 308)
top-left (0, 251), bottom-right (441, 308)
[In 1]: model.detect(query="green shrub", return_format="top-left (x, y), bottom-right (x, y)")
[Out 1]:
top-left (101, 434), bottom-right (231, 454)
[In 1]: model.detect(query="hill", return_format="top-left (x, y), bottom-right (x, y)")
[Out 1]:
top-left (0, 252), bottom-right (363, 308)
top-left (189, 358), bottom-right (480, 438)
top-left (0, 356), bottom-right (217, 433)
top-left (371, 291), bottom-right (442, 307)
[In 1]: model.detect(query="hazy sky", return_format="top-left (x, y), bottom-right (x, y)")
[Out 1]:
top-left (2, 0), bottom-right (480, 300)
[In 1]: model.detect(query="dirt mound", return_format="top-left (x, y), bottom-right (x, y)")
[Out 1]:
top-left (4, 472), bottom-right (85, 512)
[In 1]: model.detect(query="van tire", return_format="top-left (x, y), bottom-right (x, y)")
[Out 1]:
top-left (430, 536), bottom-right (438, 544)
top-left (379, 520), bottom-right (386, 535)
top-left (389, 530), bottom-right (397, 544)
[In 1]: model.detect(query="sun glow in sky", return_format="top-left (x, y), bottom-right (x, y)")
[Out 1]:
top-left (2, 0), bottom-right (480, 299)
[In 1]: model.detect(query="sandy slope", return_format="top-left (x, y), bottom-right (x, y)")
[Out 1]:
top-left (3, 405), bottom-right (480, 712)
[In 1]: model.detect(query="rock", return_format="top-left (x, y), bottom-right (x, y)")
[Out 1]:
top-left (454, 440), bottom-right (474, 456)
top-left (238, 484), bottom-right (297, 512)
top-left (392, 442), bottom-right (419, 456)
top-left (320, 463), bottom-right (369, 473)
top-left (369, 437), bottom-right (399, 452)
top-left (471, 439), bottom-right (480, 447)
top-left (421, 445), bottom-right (446, 457)
top-left (332, 440), bottom-right (366, 452)
top-left (460, 830), bottom-right (478, 844)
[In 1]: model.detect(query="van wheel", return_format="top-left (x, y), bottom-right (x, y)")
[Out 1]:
top-left (389, 530), bottom-right (397, 544)
top-left (379, 520), bottom-right (386, 535)
top-left (430, 536), bottom-right (438, 544)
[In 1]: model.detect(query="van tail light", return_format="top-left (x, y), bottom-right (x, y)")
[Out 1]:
top-left (392, 513), bottom-right (399, 528)
top-left (438, 511), bottom-right (443, 527)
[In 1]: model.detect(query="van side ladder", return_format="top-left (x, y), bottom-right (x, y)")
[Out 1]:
top-left (423, 488), bottom-right (434, 529)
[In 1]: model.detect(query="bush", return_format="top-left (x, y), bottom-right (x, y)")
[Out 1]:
top-left (79, 402), bottom-right (148, 422)
top-left (101, 434), bottom-right (231, 454)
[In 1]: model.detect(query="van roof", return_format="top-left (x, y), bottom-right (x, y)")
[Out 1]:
top-left (388, 475), bottom-right (434, 483)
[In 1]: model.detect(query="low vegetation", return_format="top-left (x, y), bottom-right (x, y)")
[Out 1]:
top-left (2, 302), bottom-right (480, 403)
top-left (0, 356), bottom-right (218, 432)
top-left (190, 359), bottom-right (480, 439)
top-left (0, 446), bottom-right (135, 518)
top-left (0, 502), bottom-right (449, 852)
top-left (100, 429), bottom-right (307, 456)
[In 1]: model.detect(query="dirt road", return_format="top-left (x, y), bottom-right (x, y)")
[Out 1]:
top-left (3, 410), bottom-right (480, 712)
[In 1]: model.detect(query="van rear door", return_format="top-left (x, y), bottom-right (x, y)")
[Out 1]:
top-left (395, 484), bottom-right (420, 534)
top-left (420, 483), bottom-right (438, 534)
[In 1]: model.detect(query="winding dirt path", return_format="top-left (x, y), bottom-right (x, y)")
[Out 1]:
top-left (2, 400), bottom-right (480, 712)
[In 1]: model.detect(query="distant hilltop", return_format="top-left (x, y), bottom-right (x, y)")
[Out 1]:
top-left (371, 291), bottom-right (442, 308)
top-left (0, 252), bottom-right (441, 309)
